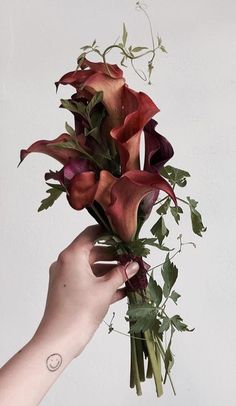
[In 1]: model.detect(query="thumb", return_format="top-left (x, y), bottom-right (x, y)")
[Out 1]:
top-left (108, 261), bottom-right (140, 290)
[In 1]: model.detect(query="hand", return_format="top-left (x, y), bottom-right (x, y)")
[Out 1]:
top-left (34, 224), bottom-right (139, 357)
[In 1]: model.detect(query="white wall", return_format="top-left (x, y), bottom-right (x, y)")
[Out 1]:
top-left (1, 0), bottom-right (235, 405)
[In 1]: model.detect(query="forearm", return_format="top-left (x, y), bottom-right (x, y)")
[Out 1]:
top-left (0, 320), bottom-right (92, 406)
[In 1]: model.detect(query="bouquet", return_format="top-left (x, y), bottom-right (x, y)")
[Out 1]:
top-left (18, 3), bottom-right (206, 397)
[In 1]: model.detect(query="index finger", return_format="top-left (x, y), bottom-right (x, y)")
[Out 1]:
top-left (65, 224), bottom-right (106, 255)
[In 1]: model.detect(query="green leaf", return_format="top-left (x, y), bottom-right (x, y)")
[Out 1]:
top-left (156, 197), bottom-right (171, 215)
top-left (45, 182), bottom-right (66, 192)
top-left (132, 46), bottom-right (148, 52)
top-left (160, 165), bottom-right (190, 188)
top-left (171, 315), bottom-right (194, 332)
top-left (148, 276), bottom-right (162, 307)
top-left (157, 36), bottom-right (162, 46)
top-left (120, 56), bottom-right (128, 67)
top-left (122, 22), bottom-right (128, 46)
top-left (127, 303), bottom-right (155, 319)
top-left (159, 316), bottom-right (170, 333)
top-left (65, 121), bottom-right (76, 137)
top-left (60, 99), bottom-right (87, 120)
top-left (129, 313), bottom-right (157, 333)
top-left (38, 187), bottom-right (64, 212)
top-left (86, 91), bottom-right (103, 117)
top-left (80, 45), bottom-right (92, 51)
top-left (161, 254), bottom-right (178, 298)
top-left (163, 325), bottom-right (175, 383)
top-left (160, 45), bottom-right (168, 53)
top-left (151, 215), bottom-right (169, 245)
top-left (170, 290), bottom-right (181, 304)
top-left (187, 196), bottom-right (207, 236)
top-left (170, 205), bottom-right (183, 224)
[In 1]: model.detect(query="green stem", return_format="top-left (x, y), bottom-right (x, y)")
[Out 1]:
top-left (143, 329), bottom-right (163, 397)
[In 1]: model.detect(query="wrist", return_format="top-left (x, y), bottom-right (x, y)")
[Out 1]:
top-left (32, 313), bottom-right (99, 359)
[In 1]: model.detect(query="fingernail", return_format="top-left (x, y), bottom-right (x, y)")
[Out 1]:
top-left (126, 261), bottom-right (139, 275)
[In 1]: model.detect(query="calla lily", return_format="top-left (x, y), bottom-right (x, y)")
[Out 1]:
top-left (143, 119), bottom-right (174, 173)
top-left (67, 169), bottom-right (176, 242)
top-left (55, 57), bottom-right (159, 173)
top-left (19, 133), bottom-right (80, 166)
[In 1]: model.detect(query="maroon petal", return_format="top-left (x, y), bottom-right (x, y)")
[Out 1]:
top-left (18, 133), bottom-right (78, 166)
top-left (144, 119), bottom-right (174, 173)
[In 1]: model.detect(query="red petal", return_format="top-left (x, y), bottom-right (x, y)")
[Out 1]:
top-left (18, 134), bottom-right (78, 166)
top-left (67, 171), bottom-right (97, 210)
top-left (144, 119), bottom-right (174, 172)
top-left (55, 58), bottom-right (123, 91)
top-left (106, 170), bottom-right (176, 242)
top-left (111, 87), bottom-right (159, 172)
top-left (80, 57), bottom-right (123, 79)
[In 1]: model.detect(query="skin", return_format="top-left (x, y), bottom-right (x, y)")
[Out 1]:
top-left (0, 225), bottom-right (139, 405)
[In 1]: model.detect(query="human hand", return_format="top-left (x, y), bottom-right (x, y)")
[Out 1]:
top-left (34, 225), bottom-right (139, 357)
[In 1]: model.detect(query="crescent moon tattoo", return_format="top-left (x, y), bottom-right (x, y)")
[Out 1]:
top-left (46, 353), bottom-right (62, 372)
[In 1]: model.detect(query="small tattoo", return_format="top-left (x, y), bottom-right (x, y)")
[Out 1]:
top-left (46, 353), bottom-right (62, 372)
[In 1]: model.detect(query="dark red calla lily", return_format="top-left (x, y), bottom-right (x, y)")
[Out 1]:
top-left (67, 169), bottom-right (176, 242)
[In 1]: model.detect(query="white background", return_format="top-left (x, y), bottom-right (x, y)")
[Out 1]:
top-left (0, 0), bottom-right (236, 405)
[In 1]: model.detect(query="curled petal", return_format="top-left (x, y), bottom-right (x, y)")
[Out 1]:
top-left (144, 119), bottom-right (174, 172)
top-left (55, 57), bottom-right (123, 91)
top-left (45, 158), bottom-right (92, 190)
top-left (106, 170), bottom-right (176, 242)
top-left (18, 134), bottom-right (78, 166)
top-left (111, 88), bottom-right (159, 172)
top-left (80, 57), bottom-right (123, 79)
top-left (67, 171), bottom-right (97, 210)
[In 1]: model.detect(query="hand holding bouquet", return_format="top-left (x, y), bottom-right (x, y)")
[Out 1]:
top-left (19, 7), bottom-right (206, 397)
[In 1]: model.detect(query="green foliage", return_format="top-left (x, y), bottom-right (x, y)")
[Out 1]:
top-left (159, 316), bottom-right (170, 333)
top-left (151, 215), bottom-right (169, 245)
top-left (170, 205), bottom-right (183, 225)
top-left (160, 165), bottom-right (190, 187)
top-left (38, 184), bottom-right (65, 212)
top-left (187, 196), bottom-right (207, 236)
top-left (148, 275), bottom-right (162, 307)
top-left (161, 254), bottom-right (178, 298)
top-left (156, 197), bottom-right (171, 215)
top-left (171, 315), bottom-right (194, 332)
top-left (95, 234), bottom-right (172, 258)
top-left (170, 290), bottom-right (181, 304)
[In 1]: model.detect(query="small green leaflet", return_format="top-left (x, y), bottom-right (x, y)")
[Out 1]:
top-left (38, 185), bottom-right (65, 212)
top-left (127, 303), bottom-right (157, 333)
top-left (85, 91), bottom-right (103, 117)
top-left (60, 99), bottom-right (87, 120)
top-left (127, 303), bottom-right (155, 319)
top-left (65, 122), bottom-right (76, 137)
top-left (159, 316), bottom-right (170, 333)
top-left (171, 315), bottom-right (194, 332)
top-left (132, 46), bottom-right (148, 52)
top-left (186, 196), bottom-right (207, 236)
top-left (160, 165), bottom-right (190, 187)
top-left (161, 254), bottom-right (178, 298)
top-left (163, 325), bottom-right (175, 383)
top-left (122, 22), bottom-right (128, 46)
top-left (156, 197), bottom-right (171, 215)
top-left (170, 290), bottom-right (181, 304)
top-left (151, 215), bottom-right (169, 245)
top-left (148, 275), bottom-right (162, 307)
top-left (170, 205), bottom-right (183, 224)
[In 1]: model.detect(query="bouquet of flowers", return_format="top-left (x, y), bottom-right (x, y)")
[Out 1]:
top-left (18, 4), bottom-right (206, 397)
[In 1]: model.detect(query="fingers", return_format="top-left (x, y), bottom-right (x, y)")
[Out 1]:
top-left (107, 261), bottom-right (139, 290)
top-left (59, 225), bottom-right (105, 259)
top-left (110, 287), bottom-right (127, 304)
top-left (89, 246), bottom-right (117, 264)
top-left (91, 262), bottom-right (116, 277)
